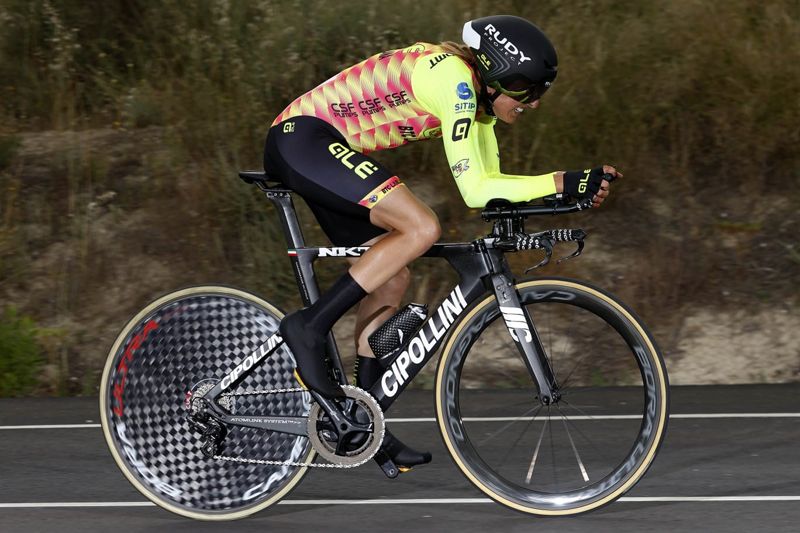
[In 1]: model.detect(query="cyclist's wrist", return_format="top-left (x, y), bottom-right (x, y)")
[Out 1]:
top-left (553, 171), bottom-right (565, 193)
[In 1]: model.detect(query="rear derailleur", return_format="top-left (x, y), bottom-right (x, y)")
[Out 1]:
top-left (186, 397), bottom-right (227, 458)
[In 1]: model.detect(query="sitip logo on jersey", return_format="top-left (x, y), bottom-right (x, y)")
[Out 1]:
top-left (456, 82), bottom-right (473, 100)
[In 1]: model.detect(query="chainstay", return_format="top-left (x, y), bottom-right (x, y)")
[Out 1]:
top-left (212, 386), bottom-right (381, 469)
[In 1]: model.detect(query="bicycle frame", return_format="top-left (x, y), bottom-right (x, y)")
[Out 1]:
top-left (204, 186), bottom-right (558, 434)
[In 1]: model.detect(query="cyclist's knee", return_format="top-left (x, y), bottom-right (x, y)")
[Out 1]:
top-left (409, 215), bottom-right (441, 251)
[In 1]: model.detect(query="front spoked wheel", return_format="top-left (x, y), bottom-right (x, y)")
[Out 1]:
top-left (435, 278), bottom-right (669, 515)
top-left (99, 286), bottom-right (313, 520)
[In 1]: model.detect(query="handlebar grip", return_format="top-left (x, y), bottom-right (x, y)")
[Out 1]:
top-left (514, 232), bottom-right (551, 251)
top-left (550, 229), bottom-right (587, 242)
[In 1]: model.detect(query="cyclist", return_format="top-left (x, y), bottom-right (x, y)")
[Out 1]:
top-left (266, 15), bottom-right (622, 471)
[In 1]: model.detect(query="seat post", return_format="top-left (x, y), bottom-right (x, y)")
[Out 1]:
top-left (264, 187), bottom-right (348, 386)
top-left (264, 189), bottom-right (321, 307)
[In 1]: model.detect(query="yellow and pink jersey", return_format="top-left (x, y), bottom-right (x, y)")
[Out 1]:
top-left (272, 43), bottom-right (557, 208)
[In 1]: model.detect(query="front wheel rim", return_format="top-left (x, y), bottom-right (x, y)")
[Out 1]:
top-left (435, 279), bottom-right (669, 515)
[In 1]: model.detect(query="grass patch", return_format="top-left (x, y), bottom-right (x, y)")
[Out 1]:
top-left (0, 306), bottom-right (42, 396)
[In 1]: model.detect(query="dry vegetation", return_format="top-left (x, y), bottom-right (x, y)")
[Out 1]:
top-left (0, 0), bottom-right (798, 394)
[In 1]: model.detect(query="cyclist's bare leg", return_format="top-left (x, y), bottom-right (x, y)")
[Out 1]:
top-left (349, 184), bottom-right (440, 292)
top-left (280, 184), bottom-right (437, 398)
top-left (281, 183), bottom-right (435, 465)
top-left (347, 236), bottom-right (411, 357)
top-left (343, 190), bottom-right (436, 468)
top-left (352, 271), bottom-right (409, 355)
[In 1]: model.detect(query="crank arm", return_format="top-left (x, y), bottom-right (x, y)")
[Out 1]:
top-left (374, 450), bottom-right (400, 478)
top-left (313, 392), bottom-right (373, 438)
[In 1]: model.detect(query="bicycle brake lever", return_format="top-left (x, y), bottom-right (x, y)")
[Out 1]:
top-left (556, 240), bottom-right (585, 264)
top-left (524, 238), bottom-right (554, 273)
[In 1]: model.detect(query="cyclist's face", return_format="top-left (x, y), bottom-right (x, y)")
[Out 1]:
top-left (491, 91), bottom-right (540, 124)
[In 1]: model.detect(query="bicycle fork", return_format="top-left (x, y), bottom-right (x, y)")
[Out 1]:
top-left (491, 273), bottom-right (560, 404)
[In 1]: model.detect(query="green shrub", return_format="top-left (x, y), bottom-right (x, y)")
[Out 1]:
top-left (0, 306), bottom-right (42, 396)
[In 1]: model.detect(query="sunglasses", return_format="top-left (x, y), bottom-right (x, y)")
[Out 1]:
top-left (497, 81), bottom-right (552, 103)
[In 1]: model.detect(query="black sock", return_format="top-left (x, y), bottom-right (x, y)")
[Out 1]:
top-left (279, 272), bottom-right (367, 398)
top-left (355, 354), bottom-right (381, 388)
top-left (305, 271), bottom-right (367, 332)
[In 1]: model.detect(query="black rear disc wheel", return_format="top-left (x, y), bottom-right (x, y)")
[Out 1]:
top-left (99, 286), bottom-right (313, 520)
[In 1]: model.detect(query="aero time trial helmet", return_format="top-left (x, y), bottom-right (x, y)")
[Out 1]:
top-left (463, 15), bottom-right (558, 103)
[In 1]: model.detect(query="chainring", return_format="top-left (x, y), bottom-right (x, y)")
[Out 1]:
top-left (307, 385), bottom-right (384, 467)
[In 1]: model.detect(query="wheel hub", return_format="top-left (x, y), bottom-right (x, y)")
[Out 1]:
top-left (184, 379), bottom-right (235, 414)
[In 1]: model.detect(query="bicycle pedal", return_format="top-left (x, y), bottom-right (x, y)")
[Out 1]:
top-left (374, 450), bottom-right (399, 479)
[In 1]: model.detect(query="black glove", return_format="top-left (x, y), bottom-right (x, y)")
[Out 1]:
top-left (563, 167), bottom-right (606, 199)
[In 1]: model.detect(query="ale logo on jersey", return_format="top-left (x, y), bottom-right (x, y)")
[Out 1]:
top-left (456, 82), bottom-right (473, 100)
top-left (451, 118), bottom-right (471, 142)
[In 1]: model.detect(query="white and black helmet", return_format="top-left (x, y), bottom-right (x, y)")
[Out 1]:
top-left (463, 15), bottom-right (558, 102)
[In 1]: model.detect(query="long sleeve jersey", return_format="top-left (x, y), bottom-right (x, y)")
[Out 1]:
top-left (272, 42), bottom-right (556, 208)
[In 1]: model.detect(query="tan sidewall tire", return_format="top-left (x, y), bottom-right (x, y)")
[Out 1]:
top-left (99, 286), bottom-right (314, 520)
top-left (434, 278), bottom-right (669, 516)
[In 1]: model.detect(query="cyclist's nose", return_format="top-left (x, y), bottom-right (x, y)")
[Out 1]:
top-left (527, 99), bottom-right (541, 109)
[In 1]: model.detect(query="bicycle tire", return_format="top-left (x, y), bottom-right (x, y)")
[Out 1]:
top-left (99, 286), bottom-right (313, 520)
top-left (435, 278), bottom-right (669, 515)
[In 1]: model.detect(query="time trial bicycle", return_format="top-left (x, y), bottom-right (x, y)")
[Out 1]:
top-left (99, 170), bottom-right (669, 520)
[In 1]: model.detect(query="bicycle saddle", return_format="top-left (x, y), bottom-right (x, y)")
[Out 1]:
top-left (238, 170), bottom-right (282, 186)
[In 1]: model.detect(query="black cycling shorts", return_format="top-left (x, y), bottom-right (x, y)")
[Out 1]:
top-left (264, 116), bottom-right (402, 246)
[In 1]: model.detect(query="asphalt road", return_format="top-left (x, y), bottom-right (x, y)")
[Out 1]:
top-left (1, 385), bottom-right (799, 532)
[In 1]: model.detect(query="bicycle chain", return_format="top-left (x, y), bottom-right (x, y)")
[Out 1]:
top-left (221, 387), bottom-right (308, 398)
top-left (211, 386), bottom-right (377, 469)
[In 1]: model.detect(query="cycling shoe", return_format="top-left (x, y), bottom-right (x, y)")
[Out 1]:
top-left (279, 310), bottom-right (345, 399)
top-left (381, 430), bottom-right (432, 471)
top-left (355, 355), bottom-right (431, 470)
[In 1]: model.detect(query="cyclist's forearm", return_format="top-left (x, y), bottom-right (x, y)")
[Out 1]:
top-left (459, 172), bottom-right (558, 208)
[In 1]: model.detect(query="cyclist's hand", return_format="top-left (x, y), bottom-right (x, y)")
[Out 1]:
top-left (563, 165), bottom-right (623, 208)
